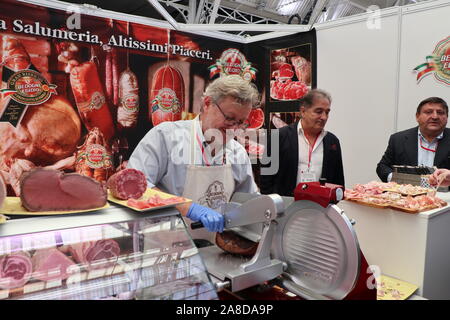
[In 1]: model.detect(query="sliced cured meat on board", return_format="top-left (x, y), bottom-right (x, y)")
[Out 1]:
top-left (0, 252), bottom-right (32, 289)
top-left (20, 168), bottom-right (107, 212)
top-left (107, 168), bottom-right (147, 200)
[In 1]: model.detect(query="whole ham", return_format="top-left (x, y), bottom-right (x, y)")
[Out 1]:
top-left (1, 36), bottom-right (31, 71)
top-left (117, 69), bottom-right (139, 129)
top-left (0, 252), bottom-right (32, 289)
top-left (149, 65), bottom-right (184, 126)
top-left (69, 240), bottom-right (120, 270)
top-left (272, 62), bottom-right (294, 79)
top-left (20, 168), bottom-right (107, 212)
top-left (32, 248), bottom-right (76, 281)
top-left (107, 168), bottom-right (147, 200)
top-left (0, 96), bottom-right (81, 166)
top-left (291, 55), bottom-right (311, 85)
top-left (70, 61), bottom-right (115, 142)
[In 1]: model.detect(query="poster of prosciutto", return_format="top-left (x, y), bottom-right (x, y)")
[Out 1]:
top-left (269, 44), bottom-right (312, 101)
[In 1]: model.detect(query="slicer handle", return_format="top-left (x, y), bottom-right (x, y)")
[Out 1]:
top-left (190, 222), bottom-right (204, 229)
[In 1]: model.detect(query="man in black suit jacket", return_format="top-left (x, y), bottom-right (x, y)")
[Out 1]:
top-left (377, 97), bottom-right (449, 182)
top-left (260, 89), bottom-right (345, 197)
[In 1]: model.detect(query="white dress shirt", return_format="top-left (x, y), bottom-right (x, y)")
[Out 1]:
top-left (296, 121), bottom-right (327, 184)
top-left (417, 128), bottom-right (443, 167)
top-left (128, 116), bottom-right (258, 196)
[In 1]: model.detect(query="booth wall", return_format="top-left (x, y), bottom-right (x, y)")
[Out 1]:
top-left (316, 1), bottom-right (450, 188)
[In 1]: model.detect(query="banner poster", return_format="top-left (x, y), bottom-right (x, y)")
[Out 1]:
top-left (0, 0), bottom-right (315, 195)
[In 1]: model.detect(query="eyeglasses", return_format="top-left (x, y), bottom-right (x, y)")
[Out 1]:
top-left (214, 102), bottom-right (249, 129)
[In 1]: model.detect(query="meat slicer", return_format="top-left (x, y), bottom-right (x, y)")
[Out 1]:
top-left (194, 179), bottom-right (373, 300)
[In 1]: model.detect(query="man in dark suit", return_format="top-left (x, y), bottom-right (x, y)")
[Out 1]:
top-left (260, 89), bottom-right (345, 196)
top-left (376, 97), bottom-right (449, 182)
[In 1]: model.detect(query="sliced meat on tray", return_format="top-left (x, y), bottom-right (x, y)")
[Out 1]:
top-left (107, 168), bottom-right (147, 200)
top-left (0, 252), bottom-right (33, 289)
top-left (32, 248), bottom-right (76, 281)
top-left (20, 168), bottom-right (107, 212)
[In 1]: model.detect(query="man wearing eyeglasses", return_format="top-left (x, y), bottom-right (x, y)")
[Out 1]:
top-left (376, 97), bottom-right (450, 182)
top-left (128, 75), bottom-right (259, 244)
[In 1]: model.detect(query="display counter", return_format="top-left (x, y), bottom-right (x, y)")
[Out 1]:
top-left (0, 204), bottom-right (217, 300)
top-left (339, 192), bottom-right (450, 299)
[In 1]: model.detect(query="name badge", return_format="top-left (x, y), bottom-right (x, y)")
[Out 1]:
top-left (300, 171), bottom-right (317, 182)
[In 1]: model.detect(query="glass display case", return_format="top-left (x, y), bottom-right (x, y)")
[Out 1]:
top-left (0, 205), bottom-right (218, 300)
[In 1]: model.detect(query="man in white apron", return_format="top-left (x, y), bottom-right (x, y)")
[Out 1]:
top-left (128, 75), bottom-right (259, 244)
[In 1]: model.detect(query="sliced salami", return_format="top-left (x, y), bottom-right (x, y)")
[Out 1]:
top-left (107, 168), bottom-right (147, 200)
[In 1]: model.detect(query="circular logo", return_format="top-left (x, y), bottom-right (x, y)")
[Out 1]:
top-left (121, 93), bottom-right (139, 112)
top-left (433, 37), bottom-right (450, 85)
top-left (219, 49), bottom-right (247, 75)
top-left (88, 92), bottom-right (106, 111)
top-left (85, 144), bottom-right (111, 169)
top-left (155, 88), bottom-right (180, 113)
top-left (6, 70), bottom-right (57, 105)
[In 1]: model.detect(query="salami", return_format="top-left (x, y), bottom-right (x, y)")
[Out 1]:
top-left (70, 61), bottom-right (115, 141)
top-left (215, 231), bottom-right (258, 257)
top-left (0, 252), bottom-right (32, 289)
top-left (149, 65), bottom-right (184, 126)
top-left (107, 168), bottom-right (147, 200)
top-left (117, 69), bottom-right (139, 129)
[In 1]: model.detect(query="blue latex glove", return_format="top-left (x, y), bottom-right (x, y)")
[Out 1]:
top-left (187, 203), bottom-right (224, 233)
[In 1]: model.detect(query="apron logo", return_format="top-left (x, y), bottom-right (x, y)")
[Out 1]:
top-left (414, 36), bottom-right (450, 86)
top-left (198, 180), bottom-right (228, 209)
top-left (208, 48), bottom-right (257, 81)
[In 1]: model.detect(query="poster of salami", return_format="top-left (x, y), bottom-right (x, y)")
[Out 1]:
top-left (0, 0), bottom-right (267, 196)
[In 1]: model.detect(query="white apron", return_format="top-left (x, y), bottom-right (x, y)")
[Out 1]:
top-left (182, 119), bottom-right (235, 243)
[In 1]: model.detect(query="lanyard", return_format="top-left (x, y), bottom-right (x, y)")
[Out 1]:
top-left (195, 131), bottom-right (211, 166)
top-left (419, 136), bottom-right (437, 153)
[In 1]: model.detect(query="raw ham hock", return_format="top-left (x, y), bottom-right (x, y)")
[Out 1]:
top-left (0, 252), bottom-right (32, 289)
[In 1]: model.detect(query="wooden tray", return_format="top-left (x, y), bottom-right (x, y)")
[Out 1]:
top-left (0, 197), bottom-right (109, 216)
top-left (345, 198), bottom-right (390, 209)
top-left (383, 188), bottom-right (431, 197)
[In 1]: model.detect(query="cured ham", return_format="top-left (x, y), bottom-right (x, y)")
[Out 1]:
top-left (216, 231), bottom-right (258, 257)
top-left (0, 252), bottom-right (32, 289)
top-left (20, 168), bottom-right (107, 212)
